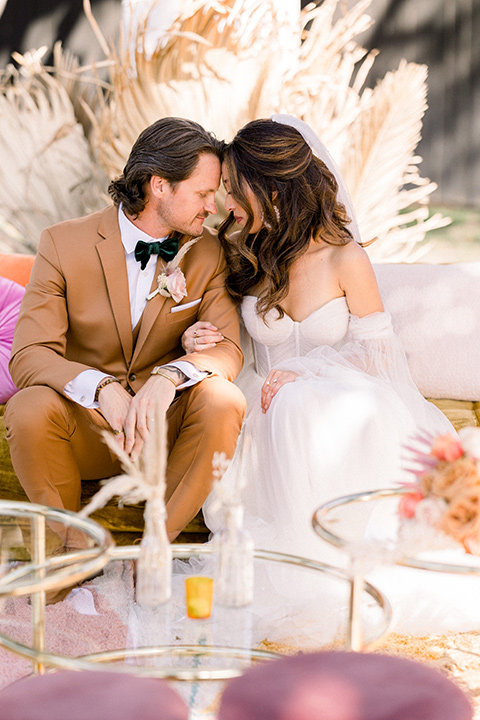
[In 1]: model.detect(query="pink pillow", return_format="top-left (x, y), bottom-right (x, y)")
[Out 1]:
top-left (0, 671), bottom-right (189, 720)
top-left (0, 276), bottom-right (25, 403)
top-left (218, 651), bottom-right (473, 720)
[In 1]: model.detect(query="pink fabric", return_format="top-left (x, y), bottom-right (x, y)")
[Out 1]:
top-left (218, 651), bottom-right (473, 720)
top-left (0, 671), bottom-right (189, 720)
top-left (0, 276), bottom-right (24, 403)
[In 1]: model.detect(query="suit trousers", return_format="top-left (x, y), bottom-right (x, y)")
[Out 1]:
top-left (5, 376), bottom-right (246, 545)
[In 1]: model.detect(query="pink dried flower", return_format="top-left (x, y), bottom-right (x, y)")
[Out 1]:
top-left (398, 491), bottom-right (424, 519)
top-left (430, 434), bottom-right (464, 462)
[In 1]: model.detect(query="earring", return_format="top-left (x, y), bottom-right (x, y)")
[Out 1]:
top-left (261, 211), bottom-right (272, 230)
top-left (261, 205), bottom-right (280, 230)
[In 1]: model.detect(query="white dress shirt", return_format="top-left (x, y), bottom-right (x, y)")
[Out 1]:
top-left (64, 206), bottom-right (205, 408)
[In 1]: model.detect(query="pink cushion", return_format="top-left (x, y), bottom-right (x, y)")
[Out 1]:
top-left (0, 276), bottom-right (25, 403)
top-left (0, 670), bottom-right (189, 720)
top-left (218, 651), bottom-right (473, 720)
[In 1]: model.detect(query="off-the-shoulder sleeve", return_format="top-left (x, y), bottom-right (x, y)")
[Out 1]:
top-left (273, 310), bottom-right (453, 435)
top-left (275, 311), bottom-right (425, 394)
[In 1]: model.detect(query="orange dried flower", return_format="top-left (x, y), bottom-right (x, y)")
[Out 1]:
top-left (421, 457), bottom-right (479, 503)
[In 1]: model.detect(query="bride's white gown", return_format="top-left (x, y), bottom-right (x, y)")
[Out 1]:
top-left (203, 295), bottom-right (480, 637)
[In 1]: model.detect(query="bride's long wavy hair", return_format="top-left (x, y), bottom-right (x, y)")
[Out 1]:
top-left (218, 119), bottom-right (358, 319)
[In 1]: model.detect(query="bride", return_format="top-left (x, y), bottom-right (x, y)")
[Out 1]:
top-left (184, 114), bottom-right (453, 556)
top-left (182, 116), bottom-right (480, 637)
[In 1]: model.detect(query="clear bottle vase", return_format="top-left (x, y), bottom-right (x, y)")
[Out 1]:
top-left (136, 498), bottom-right (172, 606)
top-left (214, 503), bottom-right (254, 607)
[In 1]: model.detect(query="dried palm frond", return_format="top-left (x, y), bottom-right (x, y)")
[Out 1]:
top-left (81, 0), bottom-right (446, 260)
top-left (87, 0), bottom-right (292, 178)
top-left (281, 0), bottom-right (377, 156)
top-left (51, 41), bottom-right (111, 143)
top-left (343, 60), bottom-right (450, 261)
top-left (0, 0), bottom-right (448, 259)
top-left (0, 55), bottom-right (106, 252)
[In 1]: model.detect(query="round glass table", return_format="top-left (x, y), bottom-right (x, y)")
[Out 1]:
top-left (0, 541), bottom-right (391, 717)
top-left (313, 487), bottom-right (480, 650)
top-left (0, 499), bottom-right (114, 673)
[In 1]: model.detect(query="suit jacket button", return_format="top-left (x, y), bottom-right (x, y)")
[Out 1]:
top-left (128, 373), bottom-right (136, 382)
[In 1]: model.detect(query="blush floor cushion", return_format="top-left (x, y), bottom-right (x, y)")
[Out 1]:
top-left (0, 670), bottom-right (189, 720)
top-left (217, 650), bottom-right (473, 720)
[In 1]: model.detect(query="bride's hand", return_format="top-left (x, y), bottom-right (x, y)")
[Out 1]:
top-left (182, 321), bottom-right (224, 353)
top-left (261, 370), bottom-right (300, 413)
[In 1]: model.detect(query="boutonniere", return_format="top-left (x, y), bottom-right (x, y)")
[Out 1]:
top-left (146, 237), bottom-right (199, 304)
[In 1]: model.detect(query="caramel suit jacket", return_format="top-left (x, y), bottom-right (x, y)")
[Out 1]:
top-left (10, 205), bottom-right (243, 394)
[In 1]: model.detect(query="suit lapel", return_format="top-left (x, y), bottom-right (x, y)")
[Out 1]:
top-left (131, 234), bottom-right (193, 365)
top-left (131, 255), bottom-right (169, 365)
top-left (96, 211), bottom-right (134, 365)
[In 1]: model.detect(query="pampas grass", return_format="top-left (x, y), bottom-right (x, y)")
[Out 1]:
top-left (0, 0), bottom-right (448, 260)
top-left (80, 402), bottom-right (172, 606)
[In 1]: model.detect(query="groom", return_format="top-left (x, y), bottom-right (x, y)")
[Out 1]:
top-left (5, 116), bottom-right (246, 544)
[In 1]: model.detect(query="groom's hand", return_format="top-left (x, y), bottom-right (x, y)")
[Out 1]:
top-left (182, 321), bottom-right (224, 353)
top-left (123, 373), bottom-right (177, 461)
top-left (97, 381), bottom-right (132, 449)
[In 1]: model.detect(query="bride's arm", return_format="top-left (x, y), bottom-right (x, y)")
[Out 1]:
top-left (286, 243), bottom-right (411, 384)
top-left (338, 241), bottom-right (384, 317)
top-left (331, 241), bottom-right (399, 377)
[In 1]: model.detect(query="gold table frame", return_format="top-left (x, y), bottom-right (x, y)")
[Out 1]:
top-left (0, 499), bottom-right (114, 673)
top-left (0, 538), bottom-right (391, 680)
top-left (313, 487), bottom-right (480, 651)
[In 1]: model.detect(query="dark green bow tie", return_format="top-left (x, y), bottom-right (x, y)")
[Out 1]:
top-left (134, 235), bottom-right (179, 270)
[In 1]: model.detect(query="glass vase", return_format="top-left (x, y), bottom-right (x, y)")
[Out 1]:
top-left (214, 503), bottom-right (254, 607)
top-left (136, 499), bottom-right (172, 606)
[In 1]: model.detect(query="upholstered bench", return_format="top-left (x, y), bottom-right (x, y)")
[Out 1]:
top-left (0, 404), bottom-right (209, 544)
top-left (1, 255), bottom-right (479, 545)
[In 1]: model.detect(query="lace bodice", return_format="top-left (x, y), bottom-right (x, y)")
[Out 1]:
top-left (241, 295), bottom-right (350, 377)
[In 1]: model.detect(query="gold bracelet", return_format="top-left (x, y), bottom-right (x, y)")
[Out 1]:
top-left (94, 377), bottom-right (120, 403)
top-left (151, 368), bottom-right (178, 388)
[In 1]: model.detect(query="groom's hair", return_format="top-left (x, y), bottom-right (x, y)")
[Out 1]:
top-left (108, 117), bottom-right (223, 217)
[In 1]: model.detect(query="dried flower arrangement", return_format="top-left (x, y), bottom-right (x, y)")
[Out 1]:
top-left (400, 428), bottom-right (480, 555)
top-left (80, 402), bottom-right (172, 606)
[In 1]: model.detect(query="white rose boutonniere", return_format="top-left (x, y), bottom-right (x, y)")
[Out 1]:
top-left (146, 237), bottom-right (199, 304)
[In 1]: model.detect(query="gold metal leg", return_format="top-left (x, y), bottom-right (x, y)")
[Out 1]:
top-left (347, 559), bottom-right (363, 652)
top-left (31, 514), bottom-right (46, 675)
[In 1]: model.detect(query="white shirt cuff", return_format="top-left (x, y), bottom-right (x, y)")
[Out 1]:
top-left (64, 369), bottom-right (113, 408)
top-left (165, 361), bottom-right (208, 389)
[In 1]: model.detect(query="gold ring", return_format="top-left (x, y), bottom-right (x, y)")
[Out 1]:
top-left (266, 381), bottom-right (271, 386)
top-left (113, 428), bottom-right (122, 435)
top-left (193, 330), bottom-right (197, 337)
